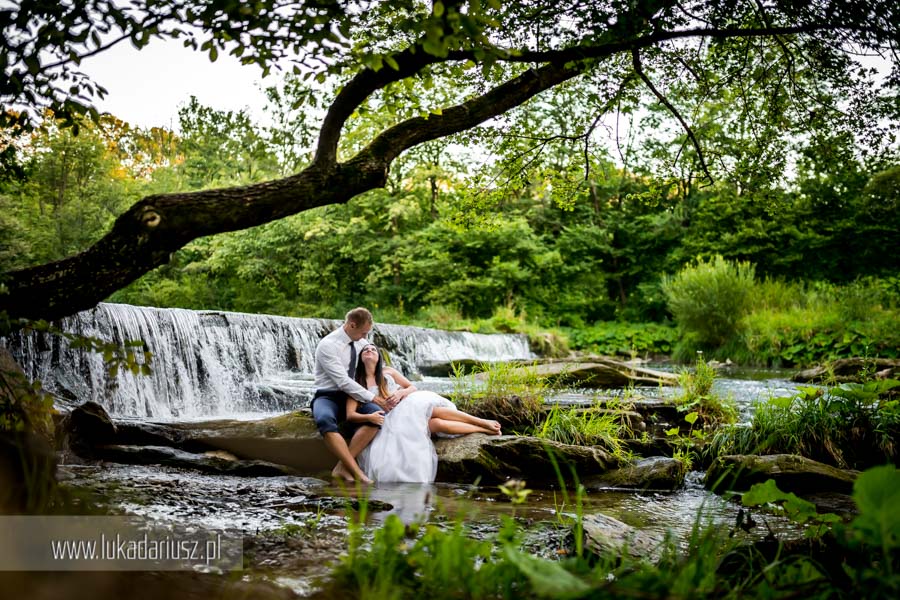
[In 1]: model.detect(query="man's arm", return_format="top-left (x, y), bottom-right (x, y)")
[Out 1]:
top-left (315, 340), bottom-right (375, 403)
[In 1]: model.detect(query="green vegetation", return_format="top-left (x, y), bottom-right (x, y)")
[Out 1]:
top-left (673, 356), bottom-right (739, 426)
top-left (322, 465), bottom-right (900, 599)
top-left (662, 255), bottom-right (756, 350)
top-left (665, 259), bottom-right (900, 365)
top-left (532, 403), bottom-right (632, 460)
top-left (708, 379), bottom-right (900, 469)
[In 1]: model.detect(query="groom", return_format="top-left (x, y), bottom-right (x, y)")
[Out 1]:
top-left (311, 307), bottom-right (389, 482)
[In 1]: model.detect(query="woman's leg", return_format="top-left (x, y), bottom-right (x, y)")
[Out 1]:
top-left (431, 406), bottom-right (502, 434)
top-left (429, 417), bottom-right (496, 436)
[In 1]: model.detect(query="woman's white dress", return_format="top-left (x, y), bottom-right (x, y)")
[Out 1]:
top-left (358, 373), bottom-right (456, 482)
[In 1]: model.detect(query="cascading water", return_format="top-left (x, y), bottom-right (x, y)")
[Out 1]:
top-left (4, 303), bottom-right (533, 420)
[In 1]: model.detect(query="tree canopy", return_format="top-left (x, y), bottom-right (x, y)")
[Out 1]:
top-left (1, 0), bottom-right (897, 321)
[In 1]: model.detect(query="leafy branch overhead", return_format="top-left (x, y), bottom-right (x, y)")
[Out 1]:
top-left (0, 0), bottom-right (897, 322)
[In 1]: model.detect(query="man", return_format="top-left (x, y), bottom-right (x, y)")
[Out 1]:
top-left (311, 307), bottom-right (391, 482)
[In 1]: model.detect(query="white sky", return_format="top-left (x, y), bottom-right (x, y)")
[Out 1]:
top-left (80, 38), bottom-right (276, 131)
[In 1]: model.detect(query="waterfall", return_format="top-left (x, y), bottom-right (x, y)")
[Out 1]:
top-left (4, 303), bottom-right (533, 420)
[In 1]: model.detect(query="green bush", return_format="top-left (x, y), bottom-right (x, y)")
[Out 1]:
top-left (662, 255), bottom-right (756, 349)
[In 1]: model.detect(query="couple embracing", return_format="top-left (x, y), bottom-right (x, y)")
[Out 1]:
top-left (311, 307), bottom-right (501, 483)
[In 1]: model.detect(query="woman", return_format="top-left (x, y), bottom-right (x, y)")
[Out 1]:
top-left (346, 344), bottom-right (501, 482)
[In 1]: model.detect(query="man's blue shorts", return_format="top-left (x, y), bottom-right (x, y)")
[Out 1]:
top-left (311, 389), bottom-right (382, 436)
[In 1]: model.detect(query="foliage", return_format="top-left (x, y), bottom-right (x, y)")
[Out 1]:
top-left (662, 255), bottom-right (756, 350)
top-left (566, 321), bottom-right (676, 357)
top-left (741, 278), bottom-right (900, 367)
top-left (742, 479), bottom-right (842, 538)
top-left (708, 379), bottom-right (900, 469)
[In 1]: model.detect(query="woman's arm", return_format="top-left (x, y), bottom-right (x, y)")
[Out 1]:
top-left (384, 367), bottom-right (417, 399)
top-left (346, 397), bottom-right (385, 425)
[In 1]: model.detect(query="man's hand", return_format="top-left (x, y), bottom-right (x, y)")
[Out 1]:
top-left (373, 396), bottom-right (391, 411)
top-left (385, 386), bottom-right (413, 410)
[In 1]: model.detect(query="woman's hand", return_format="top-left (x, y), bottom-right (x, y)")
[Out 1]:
top-left (368, 411), bottom-right (385, 425)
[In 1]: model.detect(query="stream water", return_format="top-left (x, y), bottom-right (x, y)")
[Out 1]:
top-left (7, 303), bottom-right (808, 595)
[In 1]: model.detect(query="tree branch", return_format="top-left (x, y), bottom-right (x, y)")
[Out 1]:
top-left (631, 47), bottom-right (713, 184)
top-left (314, 43), bottom-right (443, 166)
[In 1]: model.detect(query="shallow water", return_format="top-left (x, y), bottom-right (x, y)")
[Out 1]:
top-left (61, 371), bottom-right (809, 596)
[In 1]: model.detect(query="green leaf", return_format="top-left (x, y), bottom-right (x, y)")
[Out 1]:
top-left (433, 1), bottom-right (445, 17)
top-left (685, 411), bottom-right (699, 425)
top-left (503, 547), bottom-right (590, 598)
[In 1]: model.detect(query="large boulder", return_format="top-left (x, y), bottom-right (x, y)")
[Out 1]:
top-left (434, 434), bottom-right (617, 484)
top-left (588, 456), bottom-right (685, 491)
top-left (62, 401), bottom-right (118, 456)
top-left (705, 454), bottom-right (859, 494)
top-left (581, 513), bottom-right (664, 561)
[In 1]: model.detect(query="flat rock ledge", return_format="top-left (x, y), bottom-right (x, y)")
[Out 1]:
top-left (65, 403), bottom-right (628, 483)
top-left (434, 434), bottom-right (617, 484)
top-left (581, 513), bottom-right (664, 561)
top-left (792, 357), bottom-right (900, 383)
top-left (482, 357), bottom-right (679, 388)
top-left (95, 445), bottom-right (294, 476)
top-left (705, 454), bottom-right (859, 494)
top-left (587, 456), bottom-right (685, 491)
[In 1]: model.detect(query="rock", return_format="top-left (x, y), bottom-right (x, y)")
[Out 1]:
top-left (95, 445), bottom-right (294, 476)
top-left (496, 358), bottom-right (678, 388)
top-left (434, 434), bottom-right (617, 484)
top-left (792, 358), bottom-right (900, 383)
top-left (589, 456), bottom-right (685, 491)
top-left (705, 454), bottom-right (859, 494)
top-left (581, 513), bottom-right (664, 561)
top-left (66, 401), bottom-right (117, 455)
top-left (418, 359), bottom-right (482, 377)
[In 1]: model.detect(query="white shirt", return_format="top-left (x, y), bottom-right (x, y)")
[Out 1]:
top-left (313, 325), bottom-right (375, 403)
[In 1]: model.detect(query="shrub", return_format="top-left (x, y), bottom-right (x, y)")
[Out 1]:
top-left (662, 255), bottom-right (755, 349)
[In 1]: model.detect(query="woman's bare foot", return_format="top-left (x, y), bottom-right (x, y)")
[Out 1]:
top-left (474, 417), bottom-right (502, 435)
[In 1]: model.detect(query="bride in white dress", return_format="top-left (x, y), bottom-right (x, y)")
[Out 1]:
top-left (346, 344), bottom-right (501, 482)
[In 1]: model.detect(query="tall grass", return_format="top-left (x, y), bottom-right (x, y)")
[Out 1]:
top-left (532, 403), bottom-right (633, 460)
top-left (673, 356), bottom-right (738, 426)
top-left (707, 379), bottom-right (900, 469)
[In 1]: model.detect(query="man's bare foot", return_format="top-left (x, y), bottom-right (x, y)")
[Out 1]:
top-left (332, 463), bottom-right (354, 482)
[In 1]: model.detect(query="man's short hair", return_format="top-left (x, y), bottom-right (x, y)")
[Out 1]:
top-left (345, 307), bottom-right (373, 326)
